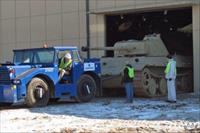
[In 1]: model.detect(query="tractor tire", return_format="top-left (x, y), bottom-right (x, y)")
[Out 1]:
top-left (25, 77), bottom-right (49, 107)
top-left (76, 75), bottom-right (96, 102)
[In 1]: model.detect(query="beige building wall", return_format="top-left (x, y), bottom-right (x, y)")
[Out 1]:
top-left (0, 0), bottom-right (199, 95)
top-left (0, 0), bottom-right (198, 61)
top-left (193, 4), bottom-right (200, 96)
top-left (89, 0), bottom-right (200, 15)
top-left (0, 0), bottom-right (85, 62)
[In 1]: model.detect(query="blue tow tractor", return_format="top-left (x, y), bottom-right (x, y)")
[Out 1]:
top-left (0, 47), bottom-right (101, 107)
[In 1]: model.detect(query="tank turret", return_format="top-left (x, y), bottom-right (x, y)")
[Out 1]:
top-left (83, 46), bottom-right (136, 52)
top-left (83, 34), bottom-right (169, 57)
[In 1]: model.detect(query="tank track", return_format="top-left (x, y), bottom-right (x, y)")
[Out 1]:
top-left (134, 67), bottom-right (193, 97)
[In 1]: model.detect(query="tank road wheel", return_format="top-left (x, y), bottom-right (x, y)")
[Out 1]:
top-left (25, 77), bottom-right (49, 107)
top-left (142, 68), bottom-right (152, 89)
top-left (142, 68), bottom-right (157, 97)
top-left (76, 75), bottom-right (96, 102)
top-left (148, 79), bottom-right (157, 96)
top-left (159, 78), bottom-right (167, 96)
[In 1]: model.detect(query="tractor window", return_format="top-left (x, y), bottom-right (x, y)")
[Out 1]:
top-left (58, 51), bottom-right (71, 59)
top-left (72, 50), bottom-right (81, 62)
top-left (57, 50), bottom-right (71, 65)
top-left (14, 51), bottom-right (33, 64)
top-left (33, 50), bottom-right (54, 64)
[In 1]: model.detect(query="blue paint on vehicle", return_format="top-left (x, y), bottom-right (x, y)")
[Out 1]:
top-left (0, 46), bottom-right (101, 104)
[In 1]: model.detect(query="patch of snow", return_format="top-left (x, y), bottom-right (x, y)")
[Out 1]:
top-left (0, 94), bottom-right (200, 132)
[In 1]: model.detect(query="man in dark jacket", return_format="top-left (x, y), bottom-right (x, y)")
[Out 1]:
top-left (123, 63), bottom-right (135, 103)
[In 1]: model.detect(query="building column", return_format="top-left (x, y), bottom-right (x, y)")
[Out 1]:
top-left (192, 4), bottom-right (200, 97)
top-left (93, 14), bottom-right (105, 57)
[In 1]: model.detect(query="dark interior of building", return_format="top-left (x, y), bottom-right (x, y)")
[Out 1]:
top-left (106, 7), bottom-right (192, 57)
top-left (104, 7), bottom-right (193, 97)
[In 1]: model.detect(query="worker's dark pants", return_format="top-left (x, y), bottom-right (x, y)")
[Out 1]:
top-left (125, 82), bottom-right (134, 103)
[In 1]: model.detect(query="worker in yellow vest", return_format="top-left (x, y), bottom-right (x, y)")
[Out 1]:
top-left (165, 54), bottom-right (177, 103)
top-left (59, 53), bottom-right (72, 81)
top-left (122, 63), bottom-right (135, 103)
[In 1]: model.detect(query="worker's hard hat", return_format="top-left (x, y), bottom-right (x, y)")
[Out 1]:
top-left (43, 44), bottom-right (48, 48)
top-left (64, 53), bottom-right (71, 59)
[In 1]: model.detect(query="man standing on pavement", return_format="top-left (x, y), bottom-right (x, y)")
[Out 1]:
top-left (165, 54), bottom-right (177, 103)
top-left (122, 62), bottom-right (135, 103)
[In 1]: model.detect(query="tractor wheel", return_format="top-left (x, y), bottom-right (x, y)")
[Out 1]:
top-left (25, 77), bottom-right (49, 107)
top-left (76, 75), bottom-right (96, 102)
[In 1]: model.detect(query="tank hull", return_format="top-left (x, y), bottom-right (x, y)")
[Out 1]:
top-left (83, 34), bottom-right (193, 97)
top-left (100, 56), bottom-right (193, 97)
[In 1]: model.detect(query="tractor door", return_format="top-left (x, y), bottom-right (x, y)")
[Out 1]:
top-left (57, 50), bottom-right (72, 84)
top-left (57, 50), bottom-right (83, 84)
top-left (71, 50), bottom-right (83, 83)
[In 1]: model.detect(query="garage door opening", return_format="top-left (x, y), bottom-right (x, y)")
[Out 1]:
top-left (104, 7), bottom-right (193, 97)
top-left (106, 7), bottom-right (192, 57)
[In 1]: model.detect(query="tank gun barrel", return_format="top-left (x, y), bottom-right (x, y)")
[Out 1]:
top-left (81, 46), bottom-right (136, 52)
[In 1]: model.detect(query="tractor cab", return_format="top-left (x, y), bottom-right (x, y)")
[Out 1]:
top-left (56, 48), bottom-right (83, 84)
top-left (0, 46), bottom-right (101, 107)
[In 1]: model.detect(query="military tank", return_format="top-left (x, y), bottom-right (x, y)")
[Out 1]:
top-left (83, 34), bottom-right (193, 97)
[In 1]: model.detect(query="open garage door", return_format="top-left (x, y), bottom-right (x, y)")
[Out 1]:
top-left (105, 7), bottom-right (194, 94)
top-left (106, 7), bottom-right (192, 57)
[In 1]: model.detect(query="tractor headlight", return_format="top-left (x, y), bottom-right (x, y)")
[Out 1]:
top-left (12, 79), bottom-right (21, 85)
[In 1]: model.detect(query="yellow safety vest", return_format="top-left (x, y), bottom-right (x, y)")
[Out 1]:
top-left (59, 58), bottom-right (72, 70)
top-left (126, 66), bottom-right (134, 78)
top-left (164, 62), bottom-right (176, 74)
